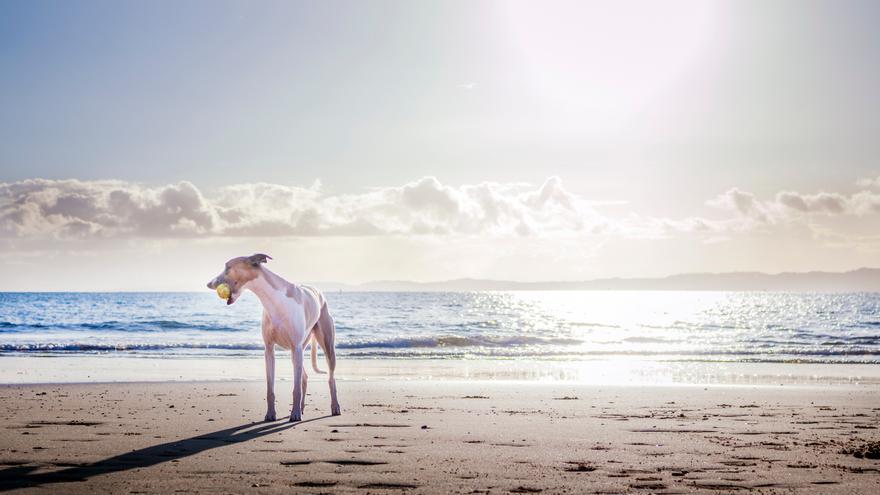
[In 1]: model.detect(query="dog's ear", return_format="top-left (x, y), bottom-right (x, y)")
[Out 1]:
top-left (247, 253), bottom-right (272, 266)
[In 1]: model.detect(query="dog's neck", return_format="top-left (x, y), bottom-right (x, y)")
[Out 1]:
top-left (245, 268), bottom-right (289, 315)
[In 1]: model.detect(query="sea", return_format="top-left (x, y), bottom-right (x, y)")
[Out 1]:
top-left (1, 291), bottom-right (878, 364)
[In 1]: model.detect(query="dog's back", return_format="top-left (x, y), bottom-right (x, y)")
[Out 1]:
top-left (298, 284), bottom-right (325, 330)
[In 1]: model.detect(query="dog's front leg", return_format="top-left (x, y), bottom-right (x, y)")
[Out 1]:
top-left (290, 344), bottom-right (304, 422)
top-left (264, 346), bottom-right (277, 421)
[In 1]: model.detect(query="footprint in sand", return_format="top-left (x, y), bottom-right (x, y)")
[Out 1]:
top-left (358, 483), bottom-right (419, 489)
top-left (293, 481), bottom-right (337, 487)
top-left (509, 487), bottom-right (542, 493)
top-left (330, 423), bottom-right (411, 428)
top-left (564, 462), bottom-right (596, 472)
top-left (324, 459), bottom-right (389, 466)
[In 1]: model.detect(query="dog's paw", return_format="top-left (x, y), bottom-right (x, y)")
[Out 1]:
top-left (264, 411), bottom-right (277, 422)
top-left (331, 404), bottom-right (341, 416)
top-left (289, 412), bottom-right (302, 423)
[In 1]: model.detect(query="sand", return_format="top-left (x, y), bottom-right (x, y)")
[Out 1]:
top-left (1, 379), bottom-right (878, 494)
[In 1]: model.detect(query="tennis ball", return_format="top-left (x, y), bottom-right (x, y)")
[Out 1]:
top-left (216, 283), bottom-right (231, 300)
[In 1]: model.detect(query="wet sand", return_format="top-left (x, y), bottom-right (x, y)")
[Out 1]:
top-left (1, 380), bottom-right (878, 493)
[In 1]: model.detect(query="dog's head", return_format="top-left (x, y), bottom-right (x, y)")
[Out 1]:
top-left (207, 253), bottom-right (272, 305)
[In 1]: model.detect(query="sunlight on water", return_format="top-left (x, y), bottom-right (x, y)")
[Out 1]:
top-left (0, 291), bottom-right (878, 364)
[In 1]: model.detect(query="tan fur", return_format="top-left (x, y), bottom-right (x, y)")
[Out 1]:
top-left (208, 256), bottom-right (267, 305)
top-left (226, 258), bottom-right (259, 284)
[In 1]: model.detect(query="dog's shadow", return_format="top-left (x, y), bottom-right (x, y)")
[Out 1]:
top-left (0, 416), bottom-right (330, 491)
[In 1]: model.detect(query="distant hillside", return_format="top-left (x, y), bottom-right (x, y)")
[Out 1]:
top-left (313, 268), bottom-right (880, 292)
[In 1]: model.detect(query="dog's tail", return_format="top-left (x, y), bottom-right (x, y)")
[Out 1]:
top-left (310, 334), bottom-right (327, 374)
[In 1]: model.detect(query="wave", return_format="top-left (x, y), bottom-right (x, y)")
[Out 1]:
top-left (2, 340), bottom-right (879, 359)
top-left (0, 343), bottom-right (265, 352)
top-left (1, 292), bottom-right (878, 365)
top-left (621, 336), bottom-right (683, 344)
top-left (0, 335), bottom-right (583, 353)
top-left (0, 320), bottom-right (246, 333)
top-left (336, 335), bottom-right (583, 349)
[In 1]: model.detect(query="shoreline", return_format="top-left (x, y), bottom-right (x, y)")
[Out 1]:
top-left (1, 355), bottom-right (879, 388)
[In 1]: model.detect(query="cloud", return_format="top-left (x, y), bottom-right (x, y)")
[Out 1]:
top-left (700, 185), bottom-right (880, 252)
top-left (2, 176), bottom-right (878, 243)
top-left (0, 176), bottom-right (599, 239)
top-left (775, 191), bottom-right (847, 214)
top-left (0, 179), bottom-right (215, 238)
top-left (708, 187), bottom-right (880, 221)
top-left (849, 191), bottom-right (880, 215)
top-left (856, 175), bottom-right (880, 188)
top-left (706, 188), bottom-right (769, 222)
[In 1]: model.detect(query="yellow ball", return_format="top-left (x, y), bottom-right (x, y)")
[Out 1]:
top-left (216, 283), bottom-right (231, 300)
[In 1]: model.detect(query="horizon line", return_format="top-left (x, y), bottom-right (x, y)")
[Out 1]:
top-left (3, 266), bottom-right (878, 293)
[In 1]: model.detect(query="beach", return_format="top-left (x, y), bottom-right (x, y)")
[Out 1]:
top-left (2, 375), bottom-right (879, 494)
top-left (2, 291), bottom-right (879, 492)
top-left (5, 0), bottom-right (880, 492)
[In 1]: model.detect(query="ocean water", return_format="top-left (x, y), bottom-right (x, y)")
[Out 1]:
top-left (0, 291), bottom-right (878, 364)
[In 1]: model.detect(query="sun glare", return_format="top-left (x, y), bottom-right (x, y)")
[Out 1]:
top-left (503, 0), bottom-right (720, 123)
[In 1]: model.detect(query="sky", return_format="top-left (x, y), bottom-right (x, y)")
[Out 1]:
top-left (1, 0), bottom-right (879, 290)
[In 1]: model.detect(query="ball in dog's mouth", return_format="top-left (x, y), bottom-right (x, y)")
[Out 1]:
top-left (216, 283), bottom-right (231, 300)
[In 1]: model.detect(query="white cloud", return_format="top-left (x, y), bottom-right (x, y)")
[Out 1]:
top-left (856, 175), bottom-right (880, 188)
top-left (849, 190), bottom-right (880, 215)
top-left (0, 179), bottom-right (215, 238)
top-left (708, 186), bottom-right (880, 221)
top-left (2, 177), bottom-right (878, 245)
top-left (0, 176), bottom-right (600, 239)
top-left (701, 185), bottom-right (880, 253)
top-left (706, 188), bottom-right (769, 222)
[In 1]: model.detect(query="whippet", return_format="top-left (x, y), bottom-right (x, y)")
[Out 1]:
top-left (207, 254), bottom-right (340, 422)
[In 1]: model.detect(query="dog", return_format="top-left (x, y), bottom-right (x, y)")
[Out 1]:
top-left (207, 253), bottom-right (340, 422)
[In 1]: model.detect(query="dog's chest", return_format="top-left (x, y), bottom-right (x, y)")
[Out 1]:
top-left (264, 319), bottom-right (298, 349)
top-left (262, 297), bottom-right (309, 348)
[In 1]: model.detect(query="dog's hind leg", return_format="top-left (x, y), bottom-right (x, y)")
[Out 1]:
top-left (290, 343), bottom-right (304, 422)
top-left (327, 344), bottom-right (340, 416)
top-left (314, 303), bottom-right (341, 416)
